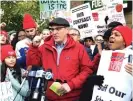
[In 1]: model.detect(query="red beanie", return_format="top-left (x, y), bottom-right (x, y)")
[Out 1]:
top-left (23, 13), bottom-right (36, 29)
top-left (0, 30), bottom-right (8, 38)
top-left (1, 45), bottom-right (16, 61)
top-left (113, 26), bottom-right (132, 47)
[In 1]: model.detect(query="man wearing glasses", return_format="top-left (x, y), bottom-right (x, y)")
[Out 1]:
top-left (69, 28), bottom-right (80, 42)
top-left (27, 17), bottom-right (93, 101)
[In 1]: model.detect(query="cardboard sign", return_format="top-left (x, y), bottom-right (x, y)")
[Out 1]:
top-left (71, 3), bottom-right (98, 39)
top-left (91, 50), bottom-right (132, 101)
top-left (0, 82), bottom-right (14, 101)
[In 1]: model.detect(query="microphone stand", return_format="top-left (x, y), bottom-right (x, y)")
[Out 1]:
top-left (32, 77), bottom-right (41, 99)
top-left (40, 70), bottom-right (53, 101)
top-left (40, 78), bottom-right (47, 101)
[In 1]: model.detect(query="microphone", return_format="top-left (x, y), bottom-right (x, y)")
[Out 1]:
top-left (32, 70), bottom-right (44, 99)
top-left (32, 69), bottom-right (53, 100)
top-left (43, 69), bottom-right (53, 80)
top-left (43, 69), bottom-right (53, 90)
top-left (41, 69), bottom-right (53, 101)
top-left (128, 54), bottom-right (132, 63)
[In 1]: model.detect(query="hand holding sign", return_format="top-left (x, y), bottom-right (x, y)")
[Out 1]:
top-left (89, 75), bottom-right (104, 86)
top-left (96, 43), bottom-right (103, 55)
top-left (0, 82), bottom-right (14, 101)
top-left (125, 63), bottom-right (133, 76)
top-left (91, 50), bottom-right (133, 101)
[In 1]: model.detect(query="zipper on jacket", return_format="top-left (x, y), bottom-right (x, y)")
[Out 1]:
top-left (52, 46), bottom-right (59, 79)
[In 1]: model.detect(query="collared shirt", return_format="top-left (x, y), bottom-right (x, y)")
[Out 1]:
top-left (55, 39), bottom-right (67, 66)
top-left (55, 43), bottom-right (65, 66)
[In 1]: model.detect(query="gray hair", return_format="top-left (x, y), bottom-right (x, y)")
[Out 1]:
top-left (69, 28), bottom-right (80, 36)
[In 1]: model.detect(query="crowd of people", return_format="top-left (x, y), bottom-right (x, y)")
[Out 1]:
top-left (0, 13), bottom-right (132, 101)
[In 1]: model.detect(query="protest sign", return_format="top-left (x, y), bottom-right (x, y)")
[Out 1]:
top-left (0, 82), bottom-right (14, 101)
top-left (39, 0), bottom-right (70, 20)
top-left (51, 10), bottom-right (73, 27)
top-left (91, 50), bottom-right (132, 101)
top-left (87, 0), bottom-right (127, 35)
top-left (89, 0), bottom-right (107, 35)
top-left (40, 11), bottom-right (52, 20)
top-left (103, 0), bottom-right (126, 25)
top-left (71, 3), bottom-right (98, 39)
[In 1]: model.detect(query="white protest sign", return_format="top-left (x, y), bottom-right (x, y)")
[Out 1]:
top-left (91, 50), bottom-right (132, 101)
top-left (71, 3), bottom-right (98, 39)
top-left (40, 0), bottom-right (70, 11)
top-left (51, 10), bottom-right (73, 27)
top-left (39, 0), bottom-right (70, 20)
top-left (103, 0), bottom-right (126, 25)
top-left (89, 0), bottom-right (107, 35)
top-left (40, 11), bottom-right (52, 20)
top-left (0, 82), bottom-right (14, 101)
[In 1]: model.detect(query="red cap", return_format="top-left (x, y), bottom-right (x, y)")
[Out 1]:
top-left (113, 26), bottom-right (132, 47)
top-left (0, 30), bottom-right (8, 38)
top-left (1, 45), bottom-right (16, 61)
top-left (23, 13), bottom-right (36, 29)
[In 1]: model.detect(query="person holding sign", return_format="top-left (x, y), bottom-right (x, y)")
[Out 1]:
top-left (108, 25), bottom-right (133, 76)
top-left (80, 25), bottom-right (132, 101)
top-left (91, 25), bottom-right (132, 101)
top-left (98, 25), bottom-right (132, 75)
top-left (0, 45), bottom-right (29, 101)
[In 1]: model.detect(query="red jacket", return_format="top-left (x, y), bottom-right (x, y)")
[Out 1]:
top-left (27, 35), bottom-right (93, 101)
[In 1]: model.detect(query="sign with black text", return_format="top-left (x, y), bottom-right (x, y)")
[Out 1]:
top-left (91, 50), bottom-right (132, 101)
top-left (102, 0), bottom-right (126, 25)
top-left (71, 3), bottom-right (98, 39)
top-left (0, 82), bottom-right (14, 101)
top-left (40, 0), bottom-right (70, 19)
top-left (90, 0), bottom-right (107, 35)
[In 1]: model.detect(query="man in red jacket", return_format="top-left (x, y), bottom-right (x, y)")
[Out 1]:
top-left (26, 17), bottom-right (93, 101)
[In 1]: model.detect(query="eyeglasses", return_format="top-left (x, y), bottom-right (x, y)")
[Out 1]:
top-left (18, 35), bottom-right (25, 37)
top-left (69, 33), bottom-right (79, 36)
top-left (85, 39), bottom-right (93, 42)
top-left (95, 39), bottom-right (104, 41)
top-left (49, 27), bottom-right (66, 32)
